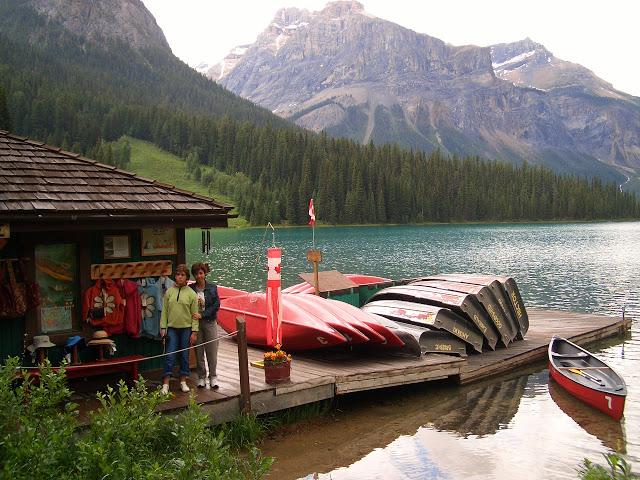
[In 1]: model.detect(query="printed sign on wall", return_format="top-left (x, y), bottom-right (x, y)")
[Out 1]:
top-left (141, 228), bottom-right (177, 256)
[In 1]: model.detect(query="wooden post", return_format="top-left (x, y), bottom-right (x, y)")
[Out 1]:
top-left (236, 317), bottom-right (251, 413)
top-left (71, 344), bottom-right (80, 365)
top-left (306, 249), bottom-right (323, 296)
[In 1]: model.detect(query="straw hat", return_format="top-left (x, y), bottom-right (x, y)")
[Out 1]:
top-left (87, 330), bottom-right (115, 346)
top-left (26, 335), bottom-right (56, 352)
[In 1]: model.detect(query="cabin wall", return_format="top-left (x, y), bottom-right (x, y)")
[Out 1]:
top-left (0, 228), bottom-right (186, 372)
top-left (0, 237), bottom-right (27, 361)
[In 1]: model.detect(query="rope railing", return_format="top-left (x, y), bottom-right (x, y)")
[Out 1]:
top-left (16, 330), bottom-right (239, 370)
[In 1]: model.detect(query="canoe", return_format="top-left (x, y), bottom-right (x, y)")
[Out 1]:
top-left (282, 273), bottom-right (391, 294)
top-left (423, 274), bottom-right (528, 339)
top-left (362, 299), bottom-right (484, 353)
top-left (379, 322), bottom-right (467, 357)
top-left (320, 298), bottom-right (406, 348)
top-left (288, 294), bottom-right (386, 344)
top-left (217, 285), bottom-right (250, 300)
top-left (410, 279), bottom-right (512, 347)
top-left (548, 336), bottom-right (626, 420)
top-left (218, 293), bottom-right (348, 350)
top-left (284, 293), bottom-right (374, 345)
top-left (367, 285), bottom-right (496, 350)
top-left (359, 314), bottom-right (422, 357)
top-left (548, 380), bottom-right (626, 452)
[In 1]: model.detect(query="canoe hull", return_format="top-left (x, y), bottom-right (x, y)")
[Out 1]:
top-left (548, 336), bottom-right (626, 420)
top-left (362, 299), bottom-right (484, 353)
top-left (219, 293), bottom-right (347, 350)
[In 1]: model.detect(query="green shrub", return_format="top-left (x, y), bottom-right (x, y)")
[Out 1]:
top-left (0, 358), bottom-right (272, 480)
top-left (578, 453), bottom-right (638, 479)
top-left (218, 412), bottom-right (267, 450)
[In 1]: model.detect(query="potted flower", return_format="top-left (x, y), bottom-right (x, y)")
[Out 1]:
top-left (263, 344), bottom-right (292, 384)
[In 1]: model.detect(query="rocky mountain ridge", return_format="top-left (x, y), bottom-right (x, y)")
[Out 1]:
top-left (28, 0), bottom-right (170, 51)
top-left (208, 1), bottom-right (640, 185)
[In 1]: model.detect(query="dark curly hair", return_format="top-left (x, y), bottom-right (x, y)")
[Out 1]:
top-left (191, 262), bottom-right (210, 276)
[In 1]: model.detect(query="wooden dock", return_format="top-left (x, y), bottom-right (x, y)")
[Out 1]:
top-left (77, 308), bottom-right (631, 424)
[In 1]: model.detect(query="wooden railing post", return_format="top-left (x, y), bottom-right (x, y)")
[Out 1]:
top-left (236, 317), bottom-right (251, 413)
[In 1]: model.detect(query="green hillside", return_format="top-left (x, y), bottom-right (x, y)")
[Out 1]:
top-left (126, 137), bottom-right (247, 227)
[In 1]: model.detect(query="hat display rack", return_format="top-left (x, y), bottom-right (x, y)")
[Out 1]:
top-left (26, 334), bottom-right (56, 364)
top-left (87, 330), bottom-right (116, 361)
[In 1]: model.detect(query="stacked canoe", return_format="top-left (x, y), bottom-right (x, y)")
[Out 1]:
top-left (363, 274), bottom-right (529, 356)
top-left (217, 273), bottom-right (528, 358)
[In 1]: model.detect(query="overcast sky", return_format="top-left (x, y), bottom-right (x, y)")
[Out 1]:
top-left (142, 0), bottom-right (639, 97)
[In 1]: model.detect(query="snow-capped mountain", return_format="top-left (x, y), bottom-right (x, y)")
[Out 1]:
top-left (204, 1), bottom-right (640, 182)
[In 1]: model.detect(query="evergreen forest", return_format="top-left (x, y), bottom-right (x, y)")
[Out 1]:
top-left (0, 1), bottom-right (638, 224)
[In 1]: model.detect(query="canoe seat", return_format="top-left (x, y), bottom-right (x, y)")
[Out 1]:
top-left (551, 352), bottom-right (589, 359)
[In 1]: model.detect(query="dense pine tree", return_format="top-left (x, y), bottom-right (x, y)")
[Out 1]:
top-left (0, 1), bottom-right (638, 225)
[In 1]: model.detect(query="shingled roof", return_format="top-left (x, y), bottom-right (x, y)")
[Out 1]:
top-left (0, 130), bottom-right (235, 231)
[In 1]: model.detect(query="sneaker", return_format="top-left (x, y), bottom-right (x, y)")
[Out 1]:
top-left (210, 376), bottom-right (219, 390)
top-left (180, 381), bottom-right (190, 393)
top-left (197, 378), bottom-right (206, 388)
top-left (160, 384), bottom-right (170, 395)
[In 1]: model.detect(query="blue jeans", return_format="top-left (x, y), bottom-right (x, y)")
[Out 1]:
top-left (164, 327), bottom-right (191, 378)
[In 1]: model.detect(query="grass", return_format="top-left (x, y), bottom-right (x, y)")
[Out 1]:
top-left (124, 136), bottom-right (248, 226)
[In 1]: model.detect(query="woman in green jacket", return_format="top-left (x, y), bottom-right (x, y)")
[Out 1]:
top-left (160, 264), bottom-right (199, 394)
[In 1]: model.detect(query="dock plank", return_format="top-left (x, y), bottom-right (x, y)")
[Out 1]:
top-left (75, 308), bottom-right (631, 424)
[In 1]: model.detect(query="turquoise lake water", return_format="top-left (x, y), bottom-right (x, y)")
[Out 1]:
top-left (186, 222), bottom-right (639, 479)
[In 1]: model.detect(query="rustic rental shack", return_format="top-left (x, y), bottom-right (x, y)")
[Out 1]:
top-left (0, 130), bottom-right (234, 372)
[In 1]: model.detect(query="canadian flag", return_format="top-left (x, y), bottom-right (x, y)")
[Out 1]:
top-left (308, 198), bottom-right (316, 226)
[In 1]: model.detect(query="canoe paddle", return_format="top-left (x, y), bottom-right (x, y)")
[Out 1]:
top-left (568, 368), bottom-right (604, 386)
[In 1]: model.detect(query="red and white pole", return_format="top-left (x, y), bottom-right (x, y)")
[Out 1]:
top-left (266, 247), bottom-right (282, 347)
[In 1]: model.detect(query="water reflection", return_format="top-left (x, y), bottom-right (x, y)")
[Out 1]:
top-left (427, 376), bottom-right (527, 437)
top-left (548, 380), bottom-right (626, 453)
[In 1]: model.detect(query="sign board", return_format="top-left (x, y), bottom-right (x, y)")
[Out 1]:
top-left (0, 224), bottom-right (9, 239)
top-left (298, 270), bottom-right (358, 293)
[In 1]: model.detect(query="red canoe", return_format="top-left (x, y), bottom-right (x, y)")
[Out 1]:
top-left (322, 298), bottom-right (406, 348)
top-left (284, 294), bottom-right (371, 345)
top-left (548, 336), bottom-right (626, 420)
top-left (285, 293), bottom-right (385, 344)
top-left (282, 273), bottom-right (391, 294)
top-left (218, 293), bottom-right (347, 350)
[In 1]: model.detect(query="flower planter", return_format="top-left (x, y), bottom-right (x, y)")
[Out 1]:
top-left (264, 360), bottom-right (291, 384)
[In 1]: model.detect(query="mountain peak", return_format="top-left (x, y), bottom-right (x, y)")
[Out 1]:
top-left (490, 38), bottom-right (627, 99)
top-left (320, 1), bottom-right (367, 17)
top-left (28, 0), bottom-right (170, 51)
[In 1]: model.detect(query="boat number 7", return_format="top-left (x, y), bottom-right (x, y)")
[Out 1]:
top-left (604, 395), bottom-right (612, 410)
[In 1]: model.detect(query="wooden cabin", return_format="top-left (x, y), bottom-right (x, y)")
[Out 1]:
top-left (0, 130), bottom-right (234, 369)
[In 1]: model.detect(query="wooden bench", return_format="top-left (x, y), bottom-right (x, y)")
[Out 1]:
top-left (26, 355), bottom-right (145, 383)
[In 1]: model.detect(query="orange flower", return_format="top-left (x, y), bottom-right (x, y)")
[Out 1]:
top-left (264, 344), bottom-right (292, 364)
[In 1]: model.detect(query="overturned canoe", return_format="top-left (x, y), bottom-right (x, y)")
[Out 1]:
top-left (423, 274), bottom-right (528, 339)
top-left (548, 336), bottom-right (626, 420)
top-left (321, 298), bottom-right (406, 348)
top-left (284, 294), bottom-right (371, 345)
top-left (219, 293), bottom-right (348, 350)
top-left (368, 285), bottom-right (497, 350)
top-left (285, 293), bottom-right (386, 345)
top-left (371, 315), bottom-right (467, 357)
top-left (361, 314), bottom-right (422, 357)
top-left (410, 279), bottom-right (513, 347)
top-left (362, 299), bottom-right (483, 353)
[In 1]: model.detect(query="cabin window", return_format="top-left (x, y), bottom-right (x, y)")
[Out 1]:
top-left (35, 243), bottom-right (79, 333)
